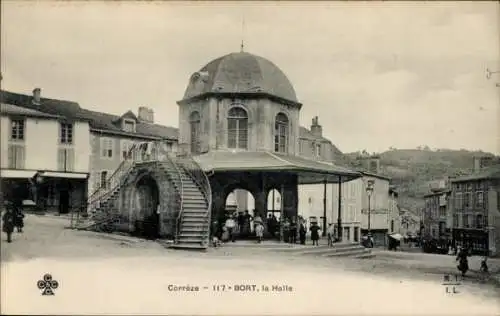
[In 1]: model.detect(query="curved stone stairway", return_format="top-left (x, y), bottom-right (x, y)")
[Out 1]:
top-left (72, 141), bottom-right (212, 250)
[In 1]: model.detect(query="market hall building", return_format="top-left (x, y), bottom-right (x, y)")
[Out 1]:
top-left (177, 51), bottom-right (361, 241)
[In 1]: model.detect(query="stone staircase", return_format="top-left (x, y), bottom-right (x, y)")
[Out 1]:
top-left (169, 159), bottom-right (211, 250)
top-left (73, 141), bottom-right (212, 250)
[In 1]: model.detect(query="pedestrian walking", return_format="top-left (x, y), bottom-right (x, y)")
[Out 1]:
top-left (2, 207), bottom-right (15, 243)
top-left (456, 246), bottom-right (469, 277)
top-left (327, 223), bottom-right (334, 247)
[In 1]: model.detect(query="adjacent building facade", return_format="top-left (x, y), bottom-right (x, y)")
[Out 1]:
top-left (298, 178), bottom-right (362, 243)
top-left (398, 207), bottom-right (421, 237)
top-left (450, 156), bottom-right (500, 256)
top-left (0, 91), bottom-right (90, 213)
top-left (422, 184), bottom-right (452, 241)
top-left (0, 89), bottom-right (178, 213)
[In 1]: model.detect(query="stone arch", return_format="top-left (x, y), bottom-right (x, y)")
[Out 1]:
top-left (266, 187), bottom-right (282, 219)
top-left (124, 166), bottom-right (179, 238)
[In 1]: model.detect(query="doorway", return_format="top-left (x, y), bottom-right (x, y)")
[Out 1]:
top-left (59, 190), bottom-right (69, 214)
top-left (134, 174), bottom-right (160, 239)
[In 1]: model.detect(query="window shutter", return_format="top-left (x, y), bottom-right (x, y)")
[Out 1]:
top-left (7, 145), bottom-right (14, 168)
top-left (17, 145), bottom-right (25, 169)
top-left (67, 148), bottom-right (75, 171)
top-left (101, 138), bottom-right (106, 157)
top-left (57, 148), bottom-right (65, 171)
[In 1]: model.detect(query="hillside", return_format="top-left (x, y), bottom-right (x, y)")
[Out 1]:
top-left (345, 148), bottom-right (497, 214)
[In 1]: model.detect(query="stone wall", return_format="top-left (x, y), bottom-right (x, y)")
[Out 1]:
top-left (117, 163), bottom-right (180, 238)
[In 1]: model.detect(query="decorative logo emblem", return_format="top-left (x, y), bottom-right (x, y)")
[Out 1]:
top-left (37, 273), bottom-right (59, 296)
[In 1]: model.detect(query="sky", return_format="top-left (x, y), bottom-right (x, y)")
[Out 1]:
top-left (1, 1), bottom-right (499, 154)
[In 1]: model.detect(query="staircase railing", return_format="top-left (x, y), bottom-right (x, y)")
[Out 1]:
top-left (86, 141), bottom-right (166, 225)
top-left (87, 146), bottom-right (138, 218)
top-left (176, 150), bottom-right (212, 243)
top-left (169, 152), bottom-right (185, 245)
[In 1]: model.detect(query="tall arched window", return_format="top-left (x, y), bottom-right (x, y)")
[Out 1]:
top-left (189, 111), bottom-right (201, 154)
top-left (274, 113), bottom-right (289, 153)
top-left (227, 107), bottom-right (248, 149)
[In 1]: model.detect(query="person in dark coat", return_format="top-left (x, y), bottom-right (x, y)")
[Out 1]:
top-left (282, 218), bottom-right (290, 243)
top-left (289, 219), bottom-right (297, 244)
top-left (267, 214), bottom-right (276, 238)
top-left (299, 220), bottom-right (307, 245)
top-left (310, 222), bottom-right (320, 246)
top-left (2, 207), bottom-right (15, 243)
top-left (14, 208), bottom-right (24, 233)
top-left (456, 246), bottom-right (469, 276)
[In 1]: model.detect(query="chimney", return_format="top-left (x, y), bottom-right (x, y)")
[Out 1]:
top-left (310, 116), bottom-right (323, 137)
top-left (32, 88), bottom-right (41, 105)
top-left (138, 106), bottom-right (154, 123)
top-left (362, 155), bottom-right (380, 174)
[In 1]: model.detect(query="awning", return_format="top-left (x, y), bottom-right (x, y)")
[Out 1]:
top-left (389, 233), bottom-right (403, 241)
top-left (40, 171), bottom-right (88, 179)
top-left (193, 151), bottom-right (361, 184)
top-left (0, 169), bottom-right (37, 179)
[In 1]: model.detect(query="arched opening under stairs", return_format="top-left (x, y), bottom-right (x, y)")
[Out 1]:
top-left (132, 174), bottom-right (160, 239)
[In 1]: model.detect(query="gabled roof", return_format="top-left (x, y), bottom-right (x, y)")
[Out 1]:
top-left (78, 108), bottom-right (178, 140)
top-left (451, 164), bottom-right (500, 182)
top-left (119, 110), bottom-right (138, 122)
top-left (1, 103), bottom-right (63, 119)
top-left (0, 90), bottom-right (178, 140)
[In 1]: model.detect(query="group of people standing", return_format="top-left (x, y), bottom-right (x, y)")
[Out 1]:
top-left (212, 211), bottom-right (322, 246)
top-left (212, 210), bottom-right (265, 244)
top-left (281, 217), bottom-right (320, 245)
top-left (2, 200), bottom-right (25, 243)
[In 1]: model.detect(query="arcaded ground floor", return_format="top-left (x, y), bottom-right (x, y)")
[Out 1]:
top-left (2, 214), bottom-right (500, 315)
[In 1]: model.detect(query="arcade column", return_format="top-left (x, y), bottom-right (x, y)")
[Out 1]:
top-left (282, 175), bottom-right (298, 220)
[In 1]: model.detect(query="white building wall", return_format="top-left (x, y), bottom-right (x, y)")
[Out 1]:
top-left (360, 176), bottom-right (391, 231)
top-left (72, 121), bottom-right (91, 173)
top-left (298, 179), bottom-right (362, 242)
top-left (0, 116), bottom-right (90, 173)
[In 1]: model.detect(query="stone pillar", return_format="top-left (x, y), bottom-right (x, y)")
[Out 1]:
top-left (282, 174), bottom-right (298, 220)
top-left (211, 186), bottom-right (226, 224)
top-left (235, 189), bottom-right (248, 212)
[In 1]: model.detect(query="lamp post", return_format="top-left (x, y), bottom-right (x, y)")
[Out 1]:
top-left (366, 180), bottom-right (374, 236)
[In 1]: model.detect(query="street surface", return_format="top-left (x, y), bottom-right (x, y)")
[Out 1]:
top-left (1, 214), bottom-right (499, 315)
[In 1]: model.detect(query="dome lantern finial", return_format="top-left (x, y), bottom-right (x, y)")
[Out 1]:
top-left (240, 14), bottom-right (246, 52)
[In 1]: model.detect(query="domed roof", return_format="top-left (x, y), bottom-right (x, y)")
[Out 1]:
top-left (182, 52), bottom-right (298, 104)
